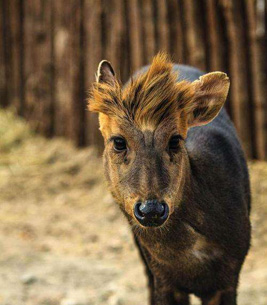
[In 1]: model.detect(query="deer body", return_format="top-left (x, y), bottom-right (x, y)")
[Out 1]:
top-left (89, 54), bottom-right (251, 305)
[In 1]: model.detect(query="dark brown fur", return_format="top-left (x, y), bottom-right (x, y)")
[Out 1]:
top-left (88, 54), bottom-right (251, 305)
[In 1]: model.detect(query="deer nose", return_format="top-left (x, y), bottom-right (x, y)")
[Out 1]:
top-left (134, 199), bottom-right (169, 227)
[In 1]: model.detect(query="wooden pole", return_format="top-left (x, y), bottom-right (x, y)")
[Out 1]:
top-left (23, 0), bottom-right (54, 136)
top-left (220, 0), bottom-right (253, 158)
top-left (245, 0), bottom-right (266, 160)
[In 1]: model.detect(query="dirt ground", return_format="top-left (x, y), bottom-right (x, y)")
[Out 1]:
top-left (0, 109), bottom-right (266, 305)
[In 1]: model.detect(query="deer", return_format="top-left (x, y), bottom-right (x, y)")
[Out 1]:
top-left (88, 53), bottom-right (251, 305)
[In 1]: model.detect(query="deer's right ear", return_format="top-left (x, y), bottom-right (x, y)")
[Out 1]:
top-left (88, 60), bottom-right (121, 129)
top-left (96, 60), bottom-right (116, 86)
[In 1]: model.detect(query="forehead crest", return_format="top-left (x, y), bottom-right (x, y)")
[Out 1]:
top-left (88, 53), bottom-right (194, 128)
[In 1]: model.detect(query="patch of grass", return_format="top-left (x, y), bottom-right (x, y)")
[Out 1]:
top-left (0, 108), bottom-right (32, 153)
top-left (0, 108), bottom-right (104, 202)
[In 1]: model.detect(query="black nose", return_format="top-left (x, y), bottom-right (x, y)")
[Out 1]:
top-left (134, 199), bottom-right (169, 227)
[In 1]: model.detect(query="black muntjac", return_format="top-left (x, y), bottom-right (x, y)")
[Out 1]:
top-left (89, 53), bottom-right (251, 305)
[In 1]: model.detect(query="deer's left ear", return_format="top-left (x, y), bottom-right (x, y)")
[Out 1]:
top-left (186, 72), bottom-right (230, 128)
top-left (96, 60), bottom-right (116, 86)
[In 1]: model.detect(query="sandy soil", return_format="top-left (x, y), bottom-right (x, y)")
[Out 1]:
top-left (0, 109), bottom-right (266, 305)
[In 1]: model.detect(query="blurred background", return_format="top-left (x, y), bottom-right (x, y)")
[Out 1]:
top-left (0, 0), bottom-right (267, 305)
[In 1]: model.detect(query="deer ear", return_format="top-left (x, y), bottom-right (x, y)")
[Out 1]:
top-left (96, 60), bottom-right (116, 86)
top-left (186, 72), bottom-right (230, 128)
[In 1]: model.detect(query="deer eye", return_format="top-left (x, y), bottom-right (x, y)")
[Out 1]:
top-left (168, 135), bottom-right (181, 152)
top-left (113, 137), bottom-right (127, 152)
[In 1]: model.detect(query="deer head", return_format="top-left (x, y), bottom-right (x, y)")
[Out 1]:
top-left (88, 53), bottom-right (230, 228)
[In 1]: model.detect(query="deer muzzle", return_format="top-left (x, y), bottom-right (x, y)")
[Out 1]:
top-left (134, 199), bottom-right (169, 227)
